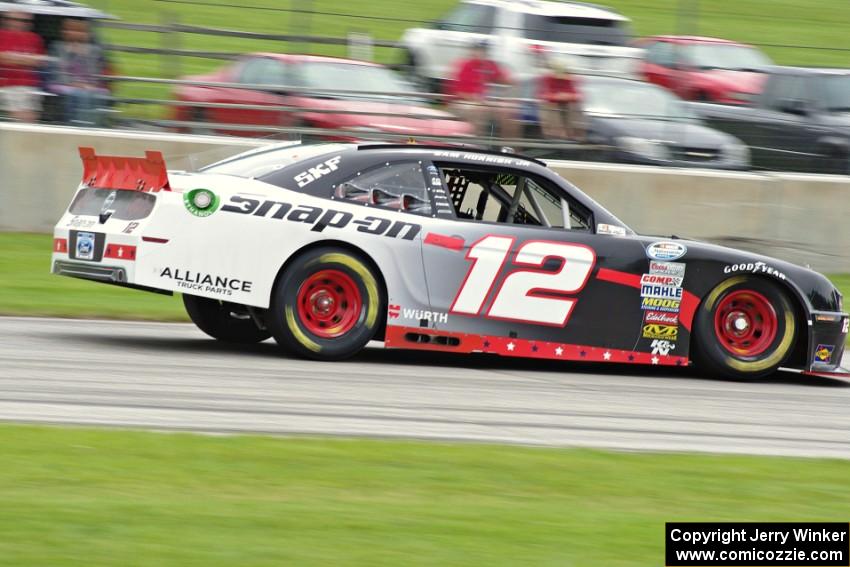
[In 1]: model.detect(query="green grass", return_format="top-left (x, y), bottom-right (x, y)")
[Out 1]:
top-left (78, 0), bottom-right (850, 120)
top-left (1, 424), bottom-right (849, 566)
top-left (1, 233), bottom-right (848, 336)
top-left (0, 233), bottom-right (186, 320)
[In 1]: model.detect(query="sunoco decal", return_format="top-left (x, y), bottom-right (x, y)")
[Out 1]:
top-left (183, 188), bottom-right (220, 217)
top-left (646, 241), bottom-right (687, 261)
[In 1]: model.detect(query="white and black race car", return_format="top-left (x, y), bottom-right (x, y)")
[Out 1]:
top-left (52, 143), bottom-right (848, 379)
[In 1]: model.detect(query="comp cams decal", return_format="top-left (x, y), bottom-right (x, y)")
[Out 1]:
top-left (646, 241), bottom-right (687, 261)
top-left (160, 267), bottom-right (252, 296)
top-left (222, 196), bottom-right (421, 241)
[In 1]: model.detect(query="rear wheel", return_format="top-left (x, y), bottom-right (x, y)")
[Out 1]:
top-left (692, 276), bottom-right (797, 379)
top-left (183, 295), bottom-right (270, 343)
top-left (268, 247), bottom-right (383, 360)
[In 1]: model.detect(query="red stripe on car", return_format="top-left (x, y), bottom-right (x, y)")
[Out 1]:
top-left (424, 233), bottom-right (465, 251)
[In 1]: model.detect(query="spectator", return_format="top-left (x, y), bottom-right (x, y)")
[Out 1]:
top-left (448, 40), bottom-right (520, 139)
top-left (538, 59), bottom-right (584, 141)
top-left (49, 18), bottom-right (108, 126)
top-left (0, 11), bottom-right (46, 122)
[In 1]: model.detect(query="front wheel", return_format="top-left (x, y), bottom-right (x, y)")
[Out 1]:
top-left (692, 276), bottom-right (797, 380)
top-left (268, 247), bottom-right (384, 361)
top-left (183, 295), bottom-right (271, 343)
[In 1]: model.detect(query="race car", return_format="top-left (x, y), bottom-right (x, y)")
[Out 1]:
top-left (51, 143), bottom-right (849, 380)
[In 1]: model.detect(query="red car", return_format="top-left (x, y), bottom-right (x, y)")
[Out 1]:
top-left (173, 53), bottom-right (473, 139)
top-left (637, 36), bottom-right (771, 105)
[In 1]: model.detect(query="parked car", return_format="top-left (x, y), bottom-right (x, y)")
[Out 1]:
top-left (695, 67), bottom-right (850, 174)
top-left (637, 36), bottom-right (771, 105)
top-left (401, 0), bottom-right (643, 89)
top-left (172, 53), bottom-right (474, 140)
top-left (574, 76), bottom-right (749, 169)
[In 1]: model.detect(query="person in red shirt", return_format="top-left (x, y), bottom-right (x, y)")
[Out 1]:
top-left (448, 41), bottom-right (519, 139)
top-left (0, 11), bottom-right (46, 122)
top-left (538, 59), bottom-right (584, 141)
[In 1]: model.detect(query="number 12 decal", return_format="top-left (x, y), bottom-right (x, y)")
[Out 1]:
top-left (450, 236), bottom-right (596, 327)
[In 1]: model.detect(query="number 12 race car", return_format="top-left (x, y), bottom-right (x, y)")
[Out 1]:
top-left (52, 143), bottom-right (848, 380)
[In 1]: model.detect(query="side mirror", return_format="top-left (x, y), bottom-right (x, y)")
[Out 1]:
top-left (779, 98), bottom-right (808, 116)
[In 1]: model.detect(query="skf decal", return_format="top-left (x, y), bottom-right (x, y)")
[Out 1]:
top-left (723, 261), bottom-right (786, 280)
top-left (641, 297), bottom-right (681, 312)
top-left (814, 344), bottom-right (834, 363)
top-left (642, 324), bottom-right (678, 340)
top-left (160, 267), bottom-right (252, 296)
top-left (222, 196), bottom-right (421, 241)
top-left (294, 156), bottom-right (341, 187)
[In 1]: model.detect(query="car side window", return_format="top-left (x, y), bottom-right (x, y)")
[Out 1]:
top-left (442, 3), bottom-right (497, 33)
top-left (334, 162), bottom-right (433, 217)
top-left (765, 75), bottom-right (807, 112)
top-left (438, 164), bottom-right (592, 231)
top-left (238, 58), bottom-right (288, 86)
top-left (646, 41), bottom-right (675, 67)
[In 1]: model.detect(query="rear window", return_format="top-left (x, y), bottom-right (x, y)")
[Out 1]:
top-left (69, 188), bottom-right (156, 220)
top-left (522, 14), bottom-right (630, 46)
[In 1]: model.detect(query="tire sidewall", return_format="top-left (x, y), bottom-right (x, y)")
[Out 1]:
top-left (694, 276), bottom-right (797, 379)
top-left (270, 248), bottom-right (383, 360)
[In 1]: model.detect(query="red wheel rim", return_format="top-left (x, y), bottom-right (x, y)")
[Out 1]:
top-left (713, 290), bottom-right (778, 357)
top-left (296, 269), bottom-right (362, 339)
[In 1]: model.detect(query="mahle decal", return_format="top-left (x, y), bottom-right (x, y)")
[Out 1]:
top-left (184, 188), bottom-right (220, 217)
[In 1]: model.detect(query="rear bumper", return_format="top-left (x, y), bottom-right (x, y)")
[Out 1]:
top-left (807, 311), bottom-right (849, 372)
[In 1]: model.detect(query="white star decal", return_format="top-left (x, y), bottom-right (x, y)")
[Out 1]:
top-left (651, 356), bottom-right (659, 365)
top-left (554, 346), bottom-right (563, 356)
top-left (506, 342), bottom-right (515, 352)
top-left (603, 351), bottom-right (611, 360)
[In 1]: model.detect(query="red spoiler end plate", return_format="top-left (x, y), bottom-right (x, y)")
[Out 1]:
top-left (79, 147), bottom-right (170, 192)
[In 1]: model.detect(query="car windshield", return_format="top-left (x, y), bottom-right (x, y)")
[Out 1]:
top-left (522, 14), bottom-right (631, 46)
top-left (684, 44), bottom-right (772, 71)
top-left (582, 80), bottom-right (694, 120)
top-left (294, 62), bottom-right (417, 98)
top-left (822, 75), bottom-right (850, 112)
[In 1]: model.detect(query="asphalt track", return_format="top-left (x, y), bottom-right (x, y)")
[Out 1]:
top-left (1, 316), bottom-right (848, 458)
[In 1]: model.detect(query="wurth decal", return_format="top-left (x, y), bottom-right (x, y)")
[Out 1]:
top-left (388, 304), bottom-right (400, 319)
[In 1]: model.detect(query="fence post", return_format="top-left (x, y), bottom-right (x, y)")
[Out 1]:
top-left (160, 11), bottom-right (181, 79)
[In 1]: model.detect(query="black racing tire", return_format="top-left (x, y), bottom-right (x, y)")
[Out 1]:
top-left (268, 247), bottom-right (384, 361)
top-left (692, 276), bottom-right (797, 380)
top-left (183, 294), bottom-right (271, 344)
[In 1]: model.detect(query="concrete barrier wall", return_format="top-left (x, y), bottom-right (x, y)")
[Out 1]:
top-left (1, 123), bottom-right (848, 271)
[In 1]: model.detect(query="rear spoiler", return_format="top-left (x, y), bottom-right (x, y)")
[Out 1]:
top-left (79, 147), bottom-right (171, 192)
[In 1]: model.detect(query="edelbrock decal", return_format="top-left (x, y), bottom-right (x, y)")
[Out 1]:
top-left (646, 241), bottom-right (687, 261)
